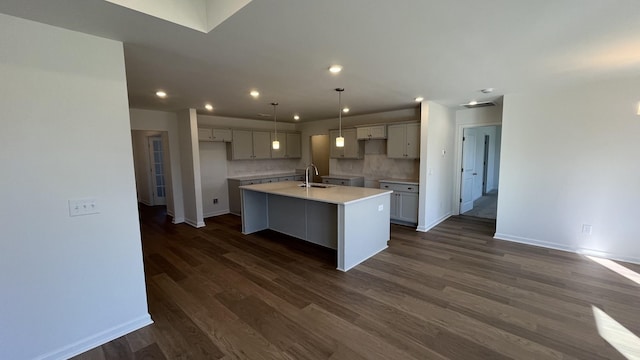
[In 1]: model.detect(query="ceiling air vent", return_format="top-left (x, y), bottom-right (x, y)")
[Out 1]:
top-left (461, 101), bottom-right (496, 109)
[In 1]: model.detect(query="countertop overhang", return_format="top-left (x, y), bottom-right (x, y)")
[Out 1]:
top-left (240, 181), bottom-right (392, 205)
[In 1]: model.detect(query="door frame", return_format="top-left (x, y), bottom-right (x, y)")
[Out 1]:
top-left (452, 122), bottom-right (502, 216)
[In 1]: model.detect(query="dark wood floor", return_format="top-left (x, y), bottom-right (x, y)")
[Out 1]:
top-left (74, 205), bottom-right (640, 360)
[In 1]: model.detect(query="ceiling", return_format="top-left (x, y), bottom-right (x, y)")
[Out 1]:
top-left (2, 0), bottom-right (640, 122)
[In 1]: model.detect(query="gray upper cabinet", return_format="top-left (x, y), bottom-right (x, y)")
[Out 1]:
top-left (329, 129), bottom-right (363, 159)
top-left (356, 125), bottom-right (387, 140)
top-left (198, 128), bottom-right (213, 141)
top-left (270, 132), bottom-right (301, 159)
top-left (270, 132), bottom-right (287, 159)
top-left (212, 128), bottom-right (232, 142)
top-left (198, 128), bottom-right (232, 142)
top-left (228, 130), bottom-right (271, 160)
top-left (387, 123), bottom-right (420, 159)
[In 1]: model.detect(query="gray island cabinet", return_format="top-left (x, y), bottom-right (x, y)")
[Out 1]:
top-left (240, 181), bottom-right (392, 271)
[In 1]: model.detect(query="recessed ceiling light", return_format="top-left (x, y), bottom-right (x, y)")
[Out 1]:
top-left (250, 90), bottom-right (260, 98)
top-left (155, 90), bottom-right (167, 98)
top-left (342, 107), bottom-right (350, 113)
top-left (329, 65), bottom-right (343, 74)
top-left (414, 96), bottom-right (424, 102)
top-left (480, 88), bottom-right (494, 94)
top-left (293, 115), bottom-right (300, 120)
top-left (468, 100), bottom-right (478, 106)
top-left (205, 104), bottom-right (213, 111)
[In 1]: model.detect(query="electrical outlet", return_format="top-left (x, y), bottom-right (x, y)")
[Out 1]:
top-left (582, 224), bottom-right (593, 235)
top-left (213, 198), bottom-right (218, 204)
top-left (69, 198), bottom-right (99, 217)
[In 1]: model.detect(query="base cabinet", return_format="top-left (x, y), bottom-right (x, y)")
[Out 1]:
top-left (228, 175), bottom-right (304, 215)
top-left (380, 181), bottom-right (418, 225)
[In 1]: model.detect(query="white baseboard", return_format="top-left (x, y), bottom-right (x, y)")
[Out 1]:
top-left (416, 213), bottom-right (451, 232)
top-left (36, 314), bottom-right (153, 360)
top-left (203, 209), bottom-right (230, 218)
top-left (493, 233), bottom-right (574, 252)
top-left (493, 233), bottom-right (640, 266)
top-left (185, 218), bottom-right (206, 228)
top-left (172, 216), bottom-right (185, 224)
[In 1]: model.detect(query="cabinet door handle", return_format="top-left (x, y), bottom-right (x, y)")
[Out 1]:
top-left (384, 185), bottom-right (389, 188)
top-left (407, 187), bottom-right (412, 190)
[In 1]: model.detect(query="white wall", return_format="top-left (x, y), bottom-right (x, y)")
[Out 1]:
top-left (130, 109), bottom-right (185, 223)
top-left (496, 77), bottom-right (640, 264)
top-left (0, 14), bottom-right (151, 360)
top-left (418, 101), bottom-right (456, 231)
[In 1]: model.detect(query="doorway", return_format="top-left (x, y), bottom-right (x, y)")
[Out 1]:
top-left (310, 135), bottom-right (329, 183)
top-left (459, 125), bottom-right (501, 219)
top-left (131, 130), bottom-right (171, 208)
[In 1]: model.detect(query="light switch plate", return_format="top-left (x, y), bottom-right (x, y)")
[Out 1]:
top-left (378, 204), bottom-right (383, 211)
top-left (69, 198), bottom-right (99, 217)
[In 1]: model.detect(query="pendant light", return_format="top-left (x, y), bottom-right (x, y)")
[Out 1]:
top-left (271, 102), bottom-right (280, 150)
top-left (335, 88), bottom-right (345, 147)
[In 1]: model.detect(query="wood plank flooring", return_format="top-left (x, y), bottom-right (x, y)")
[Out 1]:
top-left (73, 205), bottom-right (640, 359)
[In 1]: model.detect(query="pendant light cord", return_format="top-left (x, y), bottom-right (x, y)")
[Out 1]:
top-left (272, 102), bottom-right (278, 140)
top-left (336, 88), bottom-right (344, 137)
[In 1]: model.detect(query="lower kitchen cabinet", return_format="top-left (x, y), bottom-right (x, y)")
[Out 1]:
top-left (379, 181), bottom-right (419, 225)
top-left (228, 174), bottom-right (304, 215)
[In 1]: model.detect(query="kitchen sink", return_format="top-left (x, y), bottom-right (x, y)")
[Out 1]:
top-left (298, 183), bottom-right (334, 188)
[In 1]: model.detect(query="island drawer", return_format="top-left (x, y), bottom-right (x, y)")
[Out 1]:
top-left (379, 182), bottom-right (419, 193)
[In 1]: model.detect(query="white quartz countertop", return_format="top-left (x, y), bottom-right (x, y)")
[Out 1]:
top-left (379, 178), bottom-right (419, 185)
top-left (240, 181), bottom-right (392, 205)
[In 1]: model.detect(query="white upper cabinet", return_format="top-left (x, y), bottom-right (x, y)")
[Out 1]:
top-left (228, 130), bottom-right (271, 160)
top-left (387, 123), bottom-right (420, 159)
top-left (270, 132), bottom-right (287, 159)
top-left (329, 129), bottom-right (363, 159)
top-left (198, 128), bottom-right (231, 142)
top-left (271, 132), bottom-right (301, 159)
top-left (356, 125), bottom-right (387, 140)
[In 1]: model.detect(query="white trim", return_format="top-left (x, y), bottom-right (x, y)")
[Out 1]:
top-left (203, 209), bottom-right (230, 218)
top-left (35, 314), bottom-right (153, 360)
top-left (139, 199), bottom-right (152, 206)
top-left (184, 218), bottom-right (206, 228)
top-left (416, 213), bottom-right (451, 232)
top-left (493, 232), bottom-right (573, 252)
top-left (494, 233), bottom-right (640, 265)
top-left (172, 216), bottom-right (185, 224)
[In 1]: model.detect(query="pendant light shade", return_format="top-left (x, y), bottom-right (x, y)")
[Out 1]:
top-left (335, 88), bottom-right (345, 148)
top-left (271, 102), bottom-right (280, 150)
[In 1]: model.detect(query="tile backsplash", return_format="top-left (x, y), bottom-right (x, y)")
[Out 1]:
top-left (227, 158), bottom-right (301, 177)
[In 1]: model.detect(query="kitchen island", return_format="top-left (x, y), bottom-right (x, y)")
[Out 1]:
top-left (240, 181), bottom-right (392, 271)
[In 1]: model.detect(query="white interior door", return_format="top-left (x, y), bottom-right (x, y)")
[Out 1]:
top-left (148, 136), bottom-right (166, 206)
top-left (460, 128), bottom-right (476, 213)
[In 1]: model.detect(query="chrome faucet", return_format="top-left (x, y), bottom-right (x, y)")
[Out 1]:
top-left (304, 163), bottom-right (319, 187)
